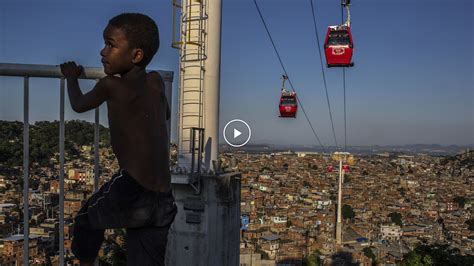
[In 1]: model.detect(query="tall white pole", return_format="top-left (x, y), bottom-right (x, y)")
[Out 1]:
top-left (336, 159), bottom-right (343, 244)
top-left (177, 0), bottom-right (207, 171)
top-left (203, 0), bottom-right (222, 172)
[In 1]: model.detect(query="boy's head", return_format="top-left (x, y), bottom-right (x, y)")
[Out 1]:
top-left (101, 13), bottom-right (159, 74)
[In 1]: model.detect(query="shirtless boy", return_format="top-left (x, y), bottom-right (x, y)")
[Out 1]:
top-left (60, 13), bottom-right (177, 266)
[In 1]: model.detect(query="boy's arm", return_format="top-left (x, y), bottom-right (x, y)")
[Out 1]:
top-left (60, 61), bottom-right (113, 113)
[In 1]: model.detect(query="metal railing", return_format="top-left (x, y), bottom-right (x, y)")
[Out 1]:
top-left (0, 63), bottom-right (173, 265)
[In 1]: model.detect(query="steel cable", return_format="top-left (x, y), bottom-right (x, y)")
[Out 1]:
top-left (253, 0), bottom-right (326, 153)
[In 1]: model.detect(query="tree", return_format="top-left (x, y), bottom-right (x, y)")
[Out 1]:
top-left (388, 212), bottom-right (403, 226)
top-left (453, 196), bottom-right (466, 208)
top-left (466, 219), bottom-right (474, 231)
top-left (398, 251), bottom-right (432, 266)
top-left (342, 204), bottom-right (355, 220)
top-left (397, 187), bottom-right (406, 197)
top-left (0, 120), bottom-right (111, 168)
top-left (303, 250), bottom-right (322, 266)
top-left (363, 247), bottom-right (376, 265)
top-left (399, 243), bottom-right (474, 266)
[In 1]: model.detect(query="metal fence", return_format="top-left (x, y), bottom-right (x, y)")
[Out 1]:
top-left (0, 63), bottom-right (173, 265)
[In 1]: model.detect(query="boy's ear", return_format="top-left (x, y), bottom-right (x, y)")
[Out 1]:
top-left (131, 48), bottom-right (144, 64)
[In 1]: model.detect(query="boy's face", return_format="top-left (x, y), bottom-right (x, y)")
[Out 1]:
top-left (101, 25), bottom-right (140, 75)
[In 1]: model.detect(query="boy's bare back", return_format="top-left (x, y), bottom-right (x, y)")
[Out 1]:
top-left (105, 71), bottom-right (171, 192)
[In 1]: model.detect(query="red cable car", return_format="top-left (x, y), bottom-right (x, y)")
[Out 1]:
top-left (327, 165), bottom-right (334, 173)
top-left (278, 75), bottom-right (297, 118)
top-left (342, 164), bottom-right (350, 172)
top-left (279, 91), bottom-right (297, 118)
top-left (324, 25), bottom-right (354, 67)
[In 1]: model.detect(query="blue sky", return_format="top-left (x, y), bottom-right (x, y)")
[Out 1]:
top-left (0, 0), bottom-right (472, 146)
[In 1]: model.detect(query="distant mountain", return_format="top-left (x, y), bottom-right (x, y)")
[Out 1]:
top-left (219, 143), bottom-right (473, 155)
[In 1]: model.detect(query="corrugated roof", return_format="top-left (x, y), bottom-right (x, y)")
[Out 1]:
top-left (2, 234), bottom-right (40, 241)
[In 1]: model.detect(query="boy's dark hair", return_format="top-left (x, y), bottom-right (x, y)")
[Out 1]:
top-left (108, 13), bottom-right (159, 67)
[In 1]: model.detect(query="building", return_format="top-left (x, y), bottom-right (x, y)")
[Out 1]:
top-left (0, 234), bottom-right (39, 265)
top-left (380, 225), bottom-right (401, 241)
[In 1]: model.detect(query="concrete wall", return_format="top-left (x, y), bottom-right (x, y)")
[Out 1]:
top-left (166, 173), bottom-right (241, 266)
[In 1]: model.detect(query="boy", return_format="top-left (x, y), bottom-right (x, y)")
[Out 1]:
top-left (60, 13), bottom-right (177, 266)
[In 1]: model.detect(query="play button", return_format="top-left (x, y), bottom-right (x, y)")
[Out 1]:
top-left (223, 119), bottom-right (251, 147)
top-left (234, 129), bottom-right (242, 138)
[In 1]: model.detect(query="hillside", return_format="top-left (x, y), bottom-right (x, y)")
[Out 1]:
top-left (0, 120), bottom-right (110, 168)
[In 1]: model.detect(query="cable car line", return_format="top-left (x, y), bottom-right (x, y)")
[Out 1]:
top-left (309, 0), bottom-right (339, 149)
top-left (341, 0), bottom-right (348, 151)
top-left (343, 68), bottom-right (347, 150)
top-left (253, 0), bottom-right (326, 153)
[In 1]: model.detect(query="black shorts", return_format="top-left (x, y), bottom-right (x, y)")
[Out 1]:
top-left (71, 169), bottom-right (177, 265)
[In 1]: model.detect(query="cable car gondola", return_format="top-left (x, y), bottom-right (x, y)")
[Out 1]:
top-left (342, 164), bottom-right (350, 172)
top-left (327, 165), bottom-right (334, 173)
top-left (324, 0), bottom-right (354, 67)
top-left (324, 25), bottom-right (354, 67)
top-left (278, 75), bottom-right (297, 118)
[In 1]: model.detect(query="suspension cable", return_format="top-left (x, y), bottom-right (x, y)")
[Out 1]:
top-left (341, 0), bottom-right (348, 151)
top-left (343, 68), bottom-right (346, 150)
top-left (309, 0), bottom-right (339, 149)
top-left (253, 0), bottom-right (326, 153)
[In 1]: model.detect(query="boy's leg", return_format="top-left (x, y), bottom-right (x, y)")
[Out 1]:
top-left (72, 169), bottom-right (177, 263)
top-left (72, 170), bottom-right (144, 262)
top-left (125, 225), bottom-right (171, 266)
top-left (126, 190), bottom-right (178, 265)
top-left (71, 197), bottom-right (105, 263)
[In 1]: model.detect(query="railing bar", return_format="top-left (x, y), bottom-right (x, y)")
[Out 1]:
top-left (23, 76), bottom-right (30, 266)
top-left (59, 77), bottom-right (65, 265)
top-left (0, 63), bottom-right (174, 82)
top-left (94, 105), bottom-right (100, 192)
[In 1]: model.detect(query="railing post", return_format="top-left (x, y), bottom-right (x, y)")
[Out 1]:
top-left (94, 105), bottom-right (100, 192)
top-left (59, 77), bottom-right (65, 265)
top-left (23, 76), bottom-right (30, 266)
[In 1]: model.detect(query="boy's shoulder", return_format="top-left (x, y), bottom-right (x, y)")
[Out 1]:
top-left (147, 71), bottom-right (164, 83)
top-left (146, 71), bottom-right (166, 93)
top-left (98, 72), bottom-right (165, 96)
top-left (99, 75), bottom-right (123, 88)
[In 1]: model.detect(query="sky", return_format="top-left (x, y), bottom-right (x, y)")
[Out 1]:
top-left (0, 0), bottom-right (472, 146)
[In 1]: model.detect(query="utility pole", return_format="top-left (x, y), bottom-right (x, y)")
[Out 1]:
top-left (332, 152), bottom-right (353, 245)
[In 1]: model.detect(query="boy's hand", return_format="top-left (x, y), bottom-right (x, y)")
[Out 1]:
top-left (60, 61), bottom-right (84, 79)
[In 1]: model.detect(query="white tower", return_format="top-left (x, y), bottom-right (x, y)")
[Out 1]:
top-left (174, 0), bottom-right (221, 173)
top-left (168, 1), bottom-right (240, 265)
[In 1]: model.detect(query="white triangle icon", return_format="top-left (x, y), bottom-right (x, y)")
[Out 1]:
top-left (233, 129), bottom-right (242, 138)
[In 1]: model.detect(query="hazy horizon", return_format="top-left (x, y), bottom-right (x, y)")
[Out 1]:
top-left (1, 118), bottom-right (472, 148)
